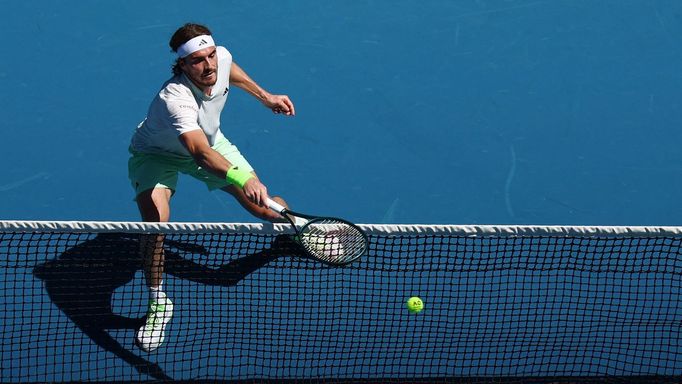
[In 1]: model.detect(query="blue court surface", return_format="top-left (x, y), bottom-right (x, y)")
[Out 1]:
top-left (1, 0), bottom-right (682, 225)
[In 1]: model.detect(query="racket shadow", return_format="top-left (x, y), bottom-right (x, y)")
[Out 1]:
top-left (32, 232), bottom-right (294, 381)
top-left (164, 233), bottom-right (299, 285)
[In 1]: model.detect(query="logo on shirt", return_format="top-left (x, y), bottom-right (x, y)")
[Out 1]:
top-left (178, 104), bottom-right (198, 111)
top-left (223, 87), bottom-right (229, 96)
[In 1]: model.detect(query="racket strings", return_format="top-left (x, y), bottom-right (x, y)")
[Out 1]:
top-left (299, 219), bottom-right (367, 263)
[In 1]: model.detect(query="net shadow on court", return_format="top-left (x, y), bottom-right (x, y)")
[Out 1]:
top-left (32, 233), bottom-right (298, 381)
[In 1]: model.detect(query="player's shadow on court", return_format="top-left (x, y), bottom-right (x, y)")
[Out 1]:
top-left (33, 232), bottom-right (298, 381)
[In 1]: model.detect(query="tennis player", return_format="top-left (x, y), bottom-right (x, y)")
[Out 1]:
top-left (128, 23), bottom-right (295, 352)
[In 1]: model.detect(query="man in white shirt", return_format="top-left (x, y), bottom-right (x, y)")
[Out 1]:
top-left (128, 23), bottom-right (295, 352)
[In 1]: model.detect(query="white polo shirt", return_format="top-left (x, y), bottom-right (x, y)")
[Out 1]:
top-left (130, 46), bottom-right (232, 157)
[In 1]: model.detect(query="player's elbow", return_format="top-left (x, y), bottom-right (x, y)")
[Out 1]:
top-left (181, 138), bottom-right (212, 162)
top-left (189, 146), bottom-right (213, 165)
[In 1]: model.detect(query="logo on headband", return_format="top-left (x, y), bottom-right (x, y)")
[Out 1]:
top-left (177, 35), bottom-right (216, 58)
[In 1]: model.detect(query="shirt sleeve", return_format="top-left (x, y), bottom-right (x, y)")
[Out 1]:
top-left (162, 84), bottom-right (202, 136)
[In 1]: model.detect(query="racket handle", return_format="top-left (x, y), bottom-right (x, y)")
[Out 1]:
top-left (266, 198), bottom-right (287, 215)
top-left (266, 198), bottom-right (307, 226)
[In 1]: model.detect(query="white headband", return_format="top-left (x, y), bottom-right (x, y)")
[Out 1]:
top-left (177, 35), bottom-right (216, 58)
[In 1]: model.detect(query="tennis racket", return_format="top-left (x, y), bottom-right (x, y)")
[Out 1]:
top-left (266, 198), bottom-right (368, 266)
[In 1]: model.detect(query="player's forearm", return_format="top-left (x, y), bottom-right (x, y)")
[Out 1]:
top-left (229, 62), bottom-right (271, 102)
top-left (191, 147), bottom-right (232, 179)
top-left (179, 131), bottom-right (234, 179)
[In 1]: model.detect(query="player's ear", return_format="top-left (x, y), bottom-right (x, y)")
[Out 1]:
top-left (177, 58), bottom-right (187, 72)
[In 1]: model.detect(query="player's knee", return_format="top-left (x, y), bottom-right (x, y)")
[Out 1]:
top-left (257, 208), bottom-right (284, 223)
top-left (137, 188), bottom-right (172, 222)
top-left (270, 196), bottom-right (288, 209)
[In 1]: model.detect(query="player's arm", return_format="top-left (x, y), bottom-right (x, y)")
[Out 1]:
top-left (229, 62), bottom-right (296, 116)
top-left (178, 130), bottom-right (269, 206)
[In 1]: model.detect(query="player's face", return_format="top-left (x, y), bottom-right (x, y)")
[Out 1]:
top-left (180, 47), bottom-right (218, 90)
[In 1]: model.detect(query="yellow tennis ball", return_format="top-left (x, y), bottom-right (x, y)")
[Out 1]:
top-left (406, 296), bottom-right (424, 313)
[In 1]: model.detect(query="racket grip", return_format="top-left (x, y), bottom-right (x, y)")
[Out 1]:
top-left (266, 198), bottom-right (307, 226)
top-left (266, 198), bottom-right (287, 215)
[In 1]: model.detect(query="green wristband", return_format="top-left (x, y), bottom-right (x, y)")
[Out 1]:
top-left (226, 166), bottom-right (254, 188)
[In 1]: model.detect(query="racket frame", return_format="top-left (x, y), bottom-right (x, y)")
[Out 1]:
top-left (266, 198), bottom-right (368, 266)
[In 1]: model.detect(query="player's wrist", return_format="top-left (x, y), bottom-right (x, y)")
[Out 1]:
top-left (226, 165), bottom-right (254, 188)
top-left (260, 91), bottom-right (275, 105)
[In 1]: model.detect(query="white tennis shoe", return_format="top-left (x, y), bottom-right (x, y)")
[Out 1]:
top-left (136, 296), bottom-right (173, 352)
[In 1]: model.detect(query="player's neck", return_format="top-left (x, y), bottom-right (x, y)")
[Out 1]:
top-left (182, 72), bottom-right (213, 96)
top-left (193, 81), bottom-right (213, 96)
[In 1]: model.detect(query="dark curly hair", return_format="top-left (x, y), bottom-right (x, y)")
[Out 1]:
top-left (169, 23), bottom-right (212, 76)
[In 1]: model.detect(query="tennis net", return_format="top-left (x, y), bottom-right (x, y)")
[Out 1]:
top-left (1, 220), bottom-right (682, 383)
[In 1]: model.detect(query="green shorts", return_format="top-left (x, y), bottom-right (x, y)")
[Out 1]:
top-left (128, 136), bottom-right (254, 197)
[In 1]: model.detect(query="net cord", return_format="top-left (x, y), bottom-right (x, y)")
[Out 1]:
top-left (1, 220), bottom-right (682, 237)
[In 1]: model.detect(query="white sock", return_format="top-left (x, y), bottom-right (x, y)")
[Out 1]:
top-left (149, 284), bottom-right (166, 302)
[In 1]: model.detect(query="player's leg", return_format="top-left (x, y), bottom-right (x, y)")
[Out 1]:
top-left (128, 150), bottom-right (180, 352)
top-left (136, 187), bottom-right (172, 288)
top-left (133, 187), bottom-right (175, 352)
top-left (134, 188), bottom-right (175, 352)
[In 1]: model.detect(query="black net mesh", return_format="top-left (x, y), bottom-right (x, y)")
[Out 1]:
top-left (1, 223), bottom-right (681, 383)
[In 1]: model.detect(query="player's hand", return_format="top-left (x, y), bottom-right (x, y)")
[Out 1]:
top-left (263, 94), bottom-right (295, 116)
top-left (242, 178), bottom-right (269, 207)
